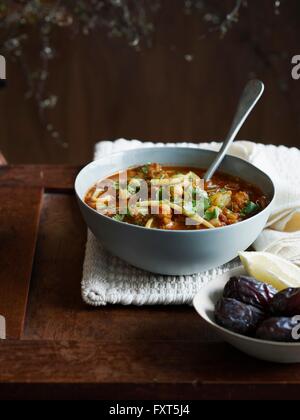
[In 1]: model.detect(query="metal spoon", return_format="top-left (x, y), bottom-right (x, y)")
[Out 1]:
top-left (203, 79), bottom-right (265, 181)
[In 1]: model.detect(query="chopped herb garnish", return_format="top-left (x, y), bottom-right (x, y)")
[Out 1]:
top-left (191, 197), bottom-right (210, 212)
top-left (141, 165), bottom-right (149, 175)
top-left (112, 214), bottom-right (125, 222)
top-left (156, 187), bottom-right (164, 201)
top-left (192, 188), bottom-right (198, 202)
top-left (241, 201), bottom-right (260, 216)
top-left (127, 185), bottom-right (137, 195)
top-left (126, 207), bottom-right (133, 217)
top-left (204, 197), bottom-right (211, 211)
top-left (192, 188), bottom-right (209, 207)
top-left (204, 207), bottom-right (221, 221)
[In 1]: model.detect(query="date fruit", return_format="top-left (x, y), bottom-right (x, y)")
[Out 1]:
top-left (270, 288), bottom-right (300, 316)
top-left (215, 298), bottom-right (265, 335)
top-left (223, 276), bottom-right (278, 311)
top-left (256, 317), bottom-right (300, 342)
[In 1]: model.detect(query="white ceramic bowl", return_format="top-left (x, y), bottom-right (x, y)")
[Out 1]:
top-left (75, 147), bottom-right (275, 275)
top-left (193, 267), bottom-right (300, 364)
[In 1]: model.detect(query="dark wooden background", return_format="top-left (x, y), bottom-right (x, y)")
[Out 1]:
top-left (0, 0), bottom-right (299, 164)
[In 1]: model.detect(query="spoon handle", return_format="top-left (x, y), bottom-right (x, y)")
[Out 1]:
top-left (204, 79), bottom-right (265, 181)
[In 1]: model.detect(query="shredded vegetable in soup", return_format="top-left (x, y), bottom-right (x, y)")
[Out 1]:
top-left (85, 163), bottom-right (269, 230)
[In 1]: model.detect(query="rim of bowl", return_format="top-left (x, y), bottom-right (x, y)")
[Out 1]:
top-left (75, 146), bottom-right (276, 234)
top-left (193, 292), bottom-right (300, 347)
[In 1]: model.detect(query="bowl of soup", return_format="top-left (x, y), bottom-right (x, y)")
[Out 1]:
top-left (75, 147), bottom-right (275, 275)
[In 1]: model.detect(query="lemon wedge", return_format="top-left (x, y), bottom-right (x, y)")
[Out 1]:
top-left (239, 251), bottom-right (300, 291)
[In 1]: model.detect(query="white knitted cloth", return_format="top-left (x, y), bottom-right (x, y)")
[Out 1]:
top-left (82, 139), bottom-right (300, 306)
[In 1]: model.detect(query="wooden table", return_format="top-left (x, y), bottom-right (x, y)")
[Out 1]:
top-left (1, 164), bottom-right (300, 400)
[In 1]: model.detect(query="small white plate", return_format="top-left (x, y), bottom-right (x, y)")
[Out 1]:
top-left (193, 267), bottom-right (300, 364)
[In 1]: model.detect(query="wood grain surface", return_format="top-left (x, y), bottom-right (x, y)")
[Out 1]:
top-left (0, 186), bottom-right (43, 338)
top-left (1, 165), bottom-right (300, 399)
top-left (1, 340), bottom-right (300, 399)
top-left (0, 165), bottom-right (79, 190)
